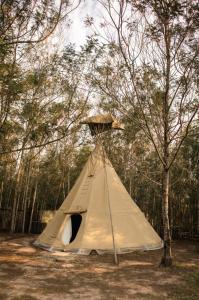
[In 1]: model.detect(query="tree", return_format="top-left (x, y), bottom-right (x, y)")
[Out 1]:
top-left (0, 1), bottom-right (92, 232)
top-left (0, 0), bottom-right (80, 46)
top-left (87, 0), bottom-right (199, 266)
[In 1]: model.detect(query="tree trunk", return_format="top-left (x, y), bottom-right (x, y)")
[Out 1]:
top-left (160, 20), bottom-right (172, 267)
top-left (22, 164), bottom-right (31, 233)
top-left (160, 167), bottom-right (172, 266)
top-left (28, 181), bottom-right (38, 233)
top-left (197, 197), bottom-right (199, 234)
top-left (67, 168), bottom-right (70, 194)
top-left (54, 181), bottom-right (61, 210)
top-left (10, 164), bottom-right (22, 232)
top-left (0, 181), bottom-right (3, 208)
top-left (129, 176), bottom-right (132, 197)
top-left (10, 150), bottom-right (24, 233)
top-left (62, 180), bottom-right (66, 199)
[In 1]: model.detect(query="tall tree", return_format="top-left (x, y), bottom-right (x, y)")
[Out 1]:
top-left (0, 1), bottom-right (91, 232)
top-left (88, 0), bottom-right (199, 266)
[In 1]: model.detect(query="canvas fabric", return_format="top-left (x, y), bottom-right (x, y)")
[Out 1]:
top-left (35, 145), bottom-right (163, 254)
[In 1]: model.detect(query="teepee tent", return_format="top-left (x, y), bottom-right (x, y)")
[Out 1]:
top-left (35, 115), bottom-right (162, 260)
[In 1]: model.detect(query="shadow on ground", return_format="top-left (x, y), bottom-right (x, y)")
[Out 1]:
top-left (0, 234), bottom-right (199, 300)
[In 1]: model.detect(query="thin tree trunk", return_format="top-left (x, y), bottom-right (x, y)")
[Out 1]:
top-left (67, 168), bottom-right (70, 194)
top-left (10, 183), bottom-right (19, 233)
top-left (197, 196), bottom-right (199, 233)
top-left (129, 176), bottom-right (132, 197)
top-left (160, 20), bottom-right (172, 267)
top-left (10, 152), bottom-right (23, 233)
top-left (28, 181), bottom-right (38, 233)
top-left (160, 168), bottom-right (172, 266)
top-left (54, 181), bottom-right (61, 210)
top-left (22, 163), bottom-right (31, 233)
top-left (62, 180), bottom-right (66, 199)
top-left (0, 181), bottom-right (3, 208)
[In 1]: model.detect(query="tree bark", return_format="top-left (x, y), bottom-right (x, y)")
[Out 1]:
top-left (67, 168), bottom-right (70, 194)
top-left (160, 167), bottom-right (172, 266)
top-left (0, 181), bottom-right (3, 208)
top-left (28, 181), bottom-right (38, 233)
top-left (22, 164), bottom-right (31, 233)
top-left (10, 153), bottom-right (23, 233)
top-left (198, 196), bottom-right (199, 234)
top-left (160, 19), bottom-right (172, 267)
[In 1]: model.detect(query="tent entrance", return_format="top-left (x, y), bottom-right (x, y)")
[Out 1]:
top-left (62, 214), bottom-right (82, 245)
top-left (70, 214), bottom-right (82, 243)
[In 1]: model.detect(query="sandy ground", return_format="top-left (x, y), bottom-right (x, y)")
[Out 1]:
top-left (0, 234), bottom-right (199, 300)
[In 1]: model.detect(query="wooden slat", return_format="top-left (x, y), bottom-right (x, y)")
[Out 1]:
top-left (64, 210), bottom-right (87, 214)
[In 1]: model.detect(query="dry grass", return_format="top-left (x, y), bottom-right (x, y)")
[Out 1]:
top-left (0, 234), bottom-right (199, 300)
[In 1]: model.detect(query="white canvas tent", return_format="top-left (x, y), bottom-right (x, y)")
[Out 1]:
top-left (35, 144), bottom-right (163, 256)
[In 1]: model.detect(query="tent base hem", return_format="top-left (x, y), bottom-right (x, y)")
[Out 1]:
top-left (33, 241), bottom-right (163, 255)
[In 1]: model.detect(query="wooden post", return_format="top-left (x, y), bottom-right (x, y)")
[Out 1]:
top-left (103, 147), bottom-right (118, 265)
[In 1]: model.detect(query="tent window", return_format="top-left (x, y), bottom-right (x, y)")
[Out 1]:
top-left (70, 214), bottom-right (82, 243)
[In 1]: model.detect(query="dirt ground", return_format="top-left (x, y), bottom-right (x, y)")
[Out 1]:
top-left (0, 234), bottom-right (199, 300)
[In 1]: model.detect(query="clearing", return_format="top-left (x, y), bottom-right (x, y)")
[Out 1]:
top-left (0, 234), bottom-right (199, 300)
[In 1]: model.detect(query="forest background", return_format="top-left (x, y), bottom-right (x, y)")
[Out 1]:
top-left (0, 0), bottom-right (198, 266)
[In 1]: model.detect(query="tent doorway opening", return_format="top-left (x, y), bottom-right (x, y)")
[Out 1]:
top-left (70, 214), bottom-right (82, 243)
